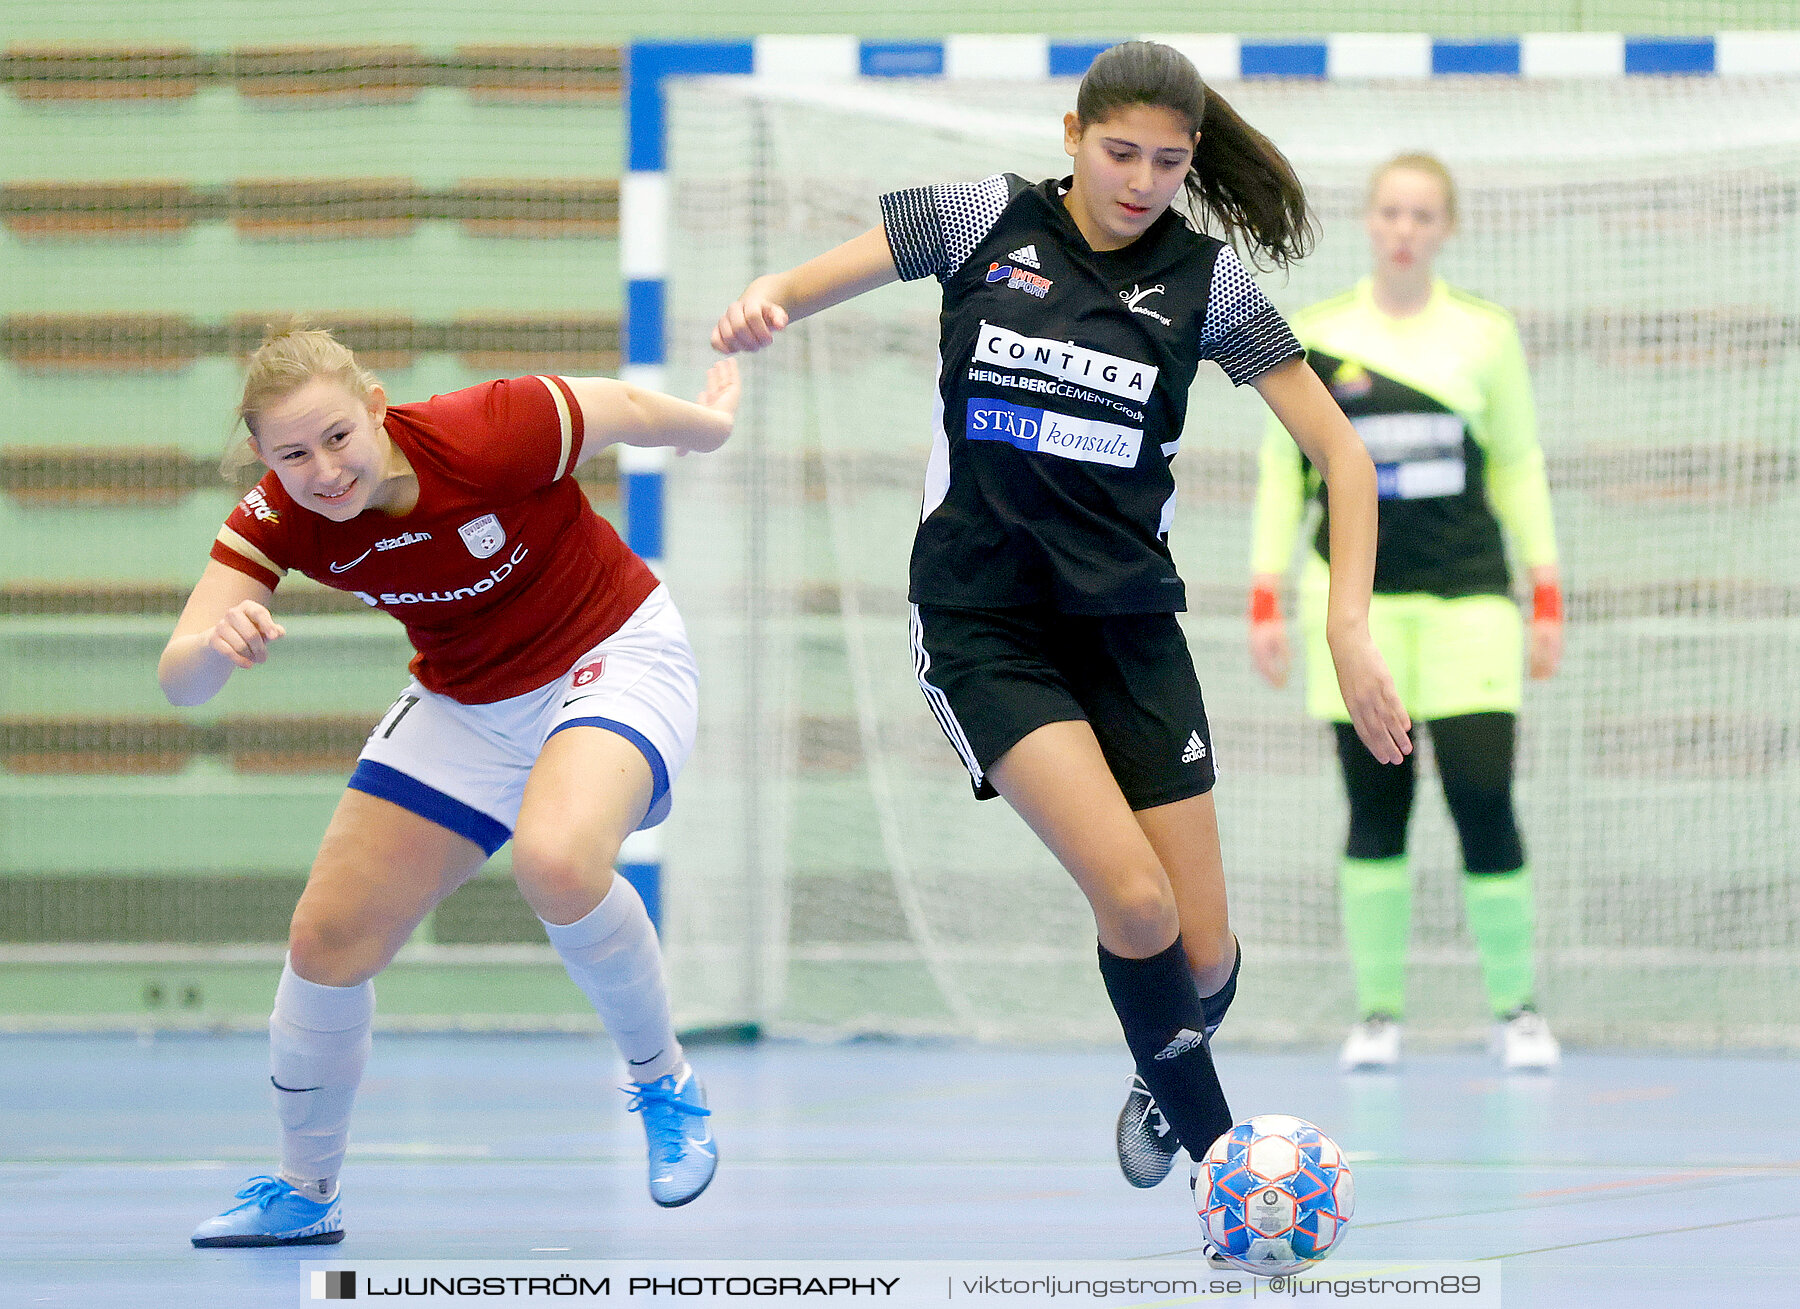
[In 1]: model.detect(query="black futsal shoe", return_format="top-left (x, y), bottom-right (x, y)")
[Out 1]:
top-left (1115, 1072), bottom-right (1180, 1188)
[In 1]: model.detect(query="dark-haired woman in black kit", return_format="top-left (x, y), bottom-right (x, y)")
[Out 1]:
top-left (712, 41), bottom-right (1411, 1230)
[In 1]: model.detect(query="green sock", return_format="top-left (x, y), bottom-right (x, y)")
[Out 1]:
top-left (1463, 865), bottom-right (1536, 1017)
top-left (1339, 856), bottom-right (1410, 1019)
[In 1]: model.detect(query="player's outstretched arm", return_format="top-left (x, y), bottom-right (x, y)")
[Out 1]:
top-left (563, 358), bottom-right (741, 460)
top-left (158, 561), bottom-right (284, 706)
top-left (711, 225), bottom-right (901, 354)
top-left (1253, 357), bottom-right (1412, 764)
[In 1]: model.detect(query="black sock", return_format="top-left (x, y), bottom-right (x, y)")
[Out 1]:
top-left (1201, 937), bottom-right (1242, 1038)
top-left (1098, 937), bottom-right (1234, 1159)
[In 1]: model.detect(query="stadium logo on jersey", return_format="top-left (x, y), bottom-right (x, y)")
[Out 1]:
top-left (974, 323), bottom-right (1158, 403)
top-left (1329, 360), bottom-right (1373, 400)
top-left (376, 530), bottom-right (431, 552)
top-left (1120, 283), bottom-right (1172, 326)
top-left (571, 660), bottom-right (605, 687)
top-left (458, 514), bottom-right (505, 559)
top-left (240, 486), bottom-right (279, 524)
top-left (966, 398), bottom-right (1142, 469)
top-left (985, 262), bottom-right (1053, 299)
top-left (1006, 244), bottom-right (1041, 269)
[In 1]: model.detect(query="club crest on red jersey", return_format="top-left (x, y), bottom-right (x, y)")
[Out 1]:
top-left (458, 513), bottom-right (505, 559)
top-left (571, 660), bottom-right (605, 687)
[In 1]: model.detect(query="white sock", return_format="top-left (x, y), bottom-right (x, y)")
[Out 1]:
top-left (541, 876), bottom-right (683, 1082)
top-left (270, 956), bottom-right (373, 1203)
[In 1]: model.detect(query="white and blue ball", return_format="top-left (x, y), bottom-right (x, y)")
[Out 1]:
top-left (1196, 1114), bottom-right (1355, 1276)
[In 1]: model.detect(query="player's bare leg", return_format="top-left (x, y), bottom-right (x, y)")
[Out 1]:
top-left (1111, 794), bottom-right (1241, 1186)
top-left (515, 727), bottom-right (715, 1207)
top-left (990, 721), bottom-right (1234, 1176)
top-left (1138, 793), bottom-right (1234, 993)
top-left (193, 795), bottom-right (486, 1246)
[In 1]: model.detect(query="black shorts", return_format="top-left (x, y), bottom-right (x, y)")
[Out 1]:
top-left (910, 602), bottom-right (1216, 810)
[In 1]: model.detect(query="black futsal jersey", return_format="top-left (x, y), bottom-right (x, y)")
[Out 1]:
top-left (880, 174), bottom-right (1302, 614)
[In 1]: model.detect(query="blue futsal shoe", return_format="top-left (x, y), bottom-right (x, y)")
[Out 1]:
top-left (190, 1175), bottom-right (344, 1247)
top-left (623, 1064), bottom-right (716, 1207)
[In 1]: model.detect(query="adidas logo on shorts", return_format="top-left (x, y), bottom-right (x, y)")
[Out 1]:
top-left (1181, 730), bottom-right (1207, 764)
top-left (1006, 244), bottom-right (1041, 269)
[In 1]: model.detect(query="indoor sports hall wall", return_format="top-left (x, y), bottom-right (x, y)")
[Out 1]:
top-left (1, 2), bottom-right (1794, 1041)
top-left (3, 3), bottom-right (1795, 40)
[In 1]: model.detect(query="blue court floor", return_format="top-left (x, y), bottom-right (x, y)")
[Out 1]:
top-left (4, 1033), bottom-right (1798, 1308)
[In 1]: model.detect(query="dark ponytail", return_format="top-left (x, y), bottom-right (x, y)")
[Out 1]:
top-left (1075, 41), bottom-right (1315, 269)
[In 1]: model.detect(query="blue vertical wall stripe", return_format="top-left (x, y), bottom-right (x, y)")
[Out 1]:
top-left (1624, 37), bottom-right (1715, 75)
top-left (1048, 42), bottom-right (1113, 78)
top-left (624, 279), bottom-right (666, 368)
top-left (627, 41), bottom-right (755, 172)
top-left (1431, 39), bottom-right (1523, 75)
top-left (1241, 41), bottom-right (1329, 78)
top-left (623, 469), bottom-right (666, 562)
top-left (625, 44), bottom-right (760, 932)
top-left (860, 41), bottom-right (947, 77)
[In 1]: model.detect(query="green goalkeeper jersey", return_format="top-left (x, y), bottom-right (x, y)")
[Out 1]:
top-left (1251, 277), bottom-right (1557, 597)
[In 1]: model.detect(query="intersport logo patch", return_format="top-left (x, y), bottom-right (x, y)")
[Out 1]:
top-left (985, 262), bottom-right (1052, 299)
top-left (973, 322), bottom-right (1157, 403)
top-left (965, 398), bottom-right (1142, 469)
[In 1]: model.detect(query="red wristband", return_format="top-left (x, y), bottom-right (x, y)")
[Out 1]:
top-left (1532, 582), bottom-right (1563, 624)
top-left (1250, 584), bottom-right (1280, 625)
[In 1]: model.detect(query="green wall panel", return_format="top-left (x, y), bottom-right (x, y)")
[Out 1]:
top-left (0, 770), bottom-right (348, 874)
top-left (1, 228), bottom-right (619, 318)
top-left (0, 616), bottom-right (411, 715)
top-left (1, 93), bottom-right (622, 185)
top-left (0, 959), bottom-right (590, 1027)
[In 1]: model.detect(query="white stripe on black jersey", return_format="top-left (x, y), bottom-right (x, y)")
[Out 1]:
top-left (879, 174), bottom-right (1302, 614)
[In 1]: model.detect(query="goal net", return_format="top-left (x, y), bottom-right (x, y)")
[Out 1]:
top-left (659, 71), bottom-right (1800, 1048)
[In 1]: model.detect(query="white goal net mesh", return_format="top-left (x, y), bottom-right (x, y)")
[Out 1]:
top-left (659, 72), bottom-right (1800, 1049)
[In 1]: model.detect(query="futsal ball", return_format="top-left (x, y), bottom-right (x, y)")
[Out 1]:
top-left (1195, 1114), bottom-right (1355, 1276)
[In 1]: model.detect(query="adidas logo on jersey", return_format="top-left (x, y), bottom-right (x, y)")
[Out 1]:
top-left (1154, 1028), bottom-right (1206, 1061)
top-left (1181, 731), bottom-right (1207, 764)
top-left (1006, 244), bottom-right (1041, 269)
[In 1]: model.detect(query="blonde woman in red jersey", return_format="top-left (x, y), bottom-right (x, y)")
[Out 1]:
top-left (161, 326), bottom-right (738, 1246)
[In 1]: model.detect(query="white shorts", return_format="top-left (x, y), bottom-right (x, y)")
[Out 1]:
top-left (347, 585), bottom-right (698, 855)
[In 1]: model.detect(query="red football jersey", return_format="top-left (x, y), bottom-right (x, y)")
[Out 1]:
top-left (211, 375), bottom-right (659, 703)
